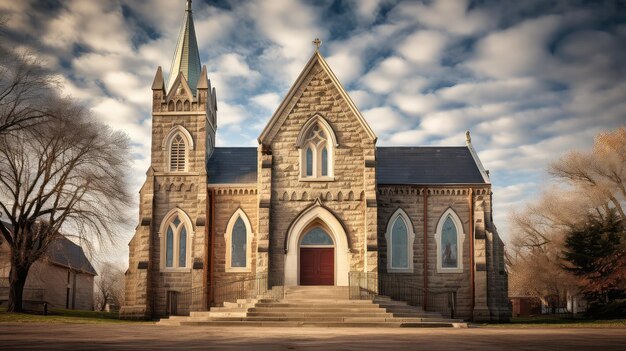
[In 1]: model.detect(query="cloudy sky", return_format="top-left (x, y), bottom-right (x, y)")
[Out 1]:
top-left (1, 0), bottom-right (625, 263)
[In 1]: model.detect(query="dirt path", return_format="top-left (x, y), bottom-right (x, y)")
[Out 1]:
top-left (0, 323), bottom-right (625, 350)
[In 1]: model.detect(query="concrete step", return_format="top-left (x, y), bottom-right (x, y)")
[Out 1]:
top-left (284, 286), bottom-right (349, 300)
top-left (255, 299), bottom-right (378, 307)
top-left (171, 320), bottom-right (462, 328)
top-left (249, 307), bottom-right (387, 313)
top-left (245, 312), bottom-right (392, 318)
top-left (156, 286), bottom-right (466, 328)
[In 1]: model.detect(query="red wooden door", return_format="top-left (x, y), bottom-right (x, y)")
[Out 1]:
top-left (300, 248), bottom-right (334, 285)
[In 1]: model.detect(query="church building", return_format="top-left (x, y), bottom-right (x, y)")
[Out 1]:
top-left (122, 1), bottom-right (510, 322)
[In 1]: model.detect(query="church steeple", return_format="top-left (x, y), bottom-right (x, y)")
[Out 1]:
top-left (167, 0), bottom-right (202, 95)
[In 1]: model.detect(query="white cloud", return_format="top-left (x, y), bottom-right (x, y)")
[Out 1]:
top-left (386, 129), bottom-right (429, 145)
top-left (361, 106), bottom-right (405, 134)
top-left (102, 71), bottom-right (152, 106)
top-left (467, 15), bottom-right (562, 78)
top-left (326, 52), bottom-right (363, 85)
top-left (361, 56), bottom-right (412, 94)
top-left (397, 30), bottom-right (448, 65)
top-left (391, 93), bottom-right (440, 116)
top-left (251, 92), bottom-right (281, 111)
top-left (391, 0), bottom-right (495, 36)
top-left (217, 102), bottom-right (248, 126)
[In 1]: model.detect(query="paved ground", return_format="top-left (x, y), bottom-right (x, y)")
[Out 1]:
top-left (0, 323), bottom-right (625, 350)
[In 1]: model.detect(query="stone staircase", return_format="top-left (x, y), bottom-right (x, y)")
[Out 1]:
top-left (157, 286), bottom-right (466, 328)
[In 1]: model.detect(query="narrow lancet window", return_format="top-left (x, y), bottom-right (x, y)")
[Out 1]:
top-left (166, 227), bottom-right (174, 268)
top-left (391, 217), bottom-right (409, 268)
top-left (179, 227), bottom-right (187, 267)
top-left (441, 216), bottom-right (458, 268)
top-left (170, 134), bottom-right (186, 172)
top-left (231, 217), bottom-right (247, 268)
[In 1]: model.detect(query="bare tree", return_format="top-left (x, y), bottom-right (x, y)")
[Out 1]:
top-left (0, 103), bottom-right (131, 312)
top-left (549, 127), bottom-right (626, 220)
top-left (508, 127), bottom-right (626, 309)
top-left (94, 262), bottom-right (125, 311)
top-left (0, 30), bottom-right (59, 135)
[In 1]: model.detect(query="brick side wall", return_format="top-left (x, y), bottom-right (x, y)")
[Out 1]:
top-left (377, 186), bottom-right (476, 319)
top-left (210, 187), bottom-right (259, 297)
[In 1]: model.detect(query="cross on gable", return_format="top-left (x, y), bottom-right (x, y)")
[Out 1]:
top-left (312, 38), bottom-right (322, 50)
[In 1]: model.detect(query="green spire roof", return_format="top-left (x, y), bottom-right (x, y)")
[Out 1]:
top-left (167, 0), bottom-right (202, 94)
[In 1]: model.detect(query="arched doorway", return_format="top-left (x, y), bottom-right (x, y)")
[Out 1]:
top-left (299, 227), bottom-right (334, 285)
top-left (284, 201), bottom-right (350, 286)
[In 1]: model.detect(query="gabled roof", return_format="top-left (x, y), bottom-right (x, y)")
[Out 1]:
top-left (376, 147), bottom-right (487, 185)
top-left (204, 146), bottom-right (487, 185)
top-left (207, 148), bottom-right (257, 184)
top-left (46, 237), bottom-right (97, 276)
top-left (0, 221), bottom-right (97, 276)
top-left (166, 0), bottom-right (202, 94)
top-left (258, 50), bottom-right (377, 145)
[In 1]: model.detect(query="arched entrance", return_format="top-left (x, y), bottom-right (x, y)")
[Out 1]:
top-left (299, 227), bottom-right (334, 285)
top-left (284, 202), bottom-right (350, 286)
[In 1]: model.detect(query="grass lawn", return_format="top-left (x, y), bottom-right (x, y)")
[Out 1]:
top-left (0, 307), bottom-right (151, 324)
top-left (483, 315), bottom-right (626, 328)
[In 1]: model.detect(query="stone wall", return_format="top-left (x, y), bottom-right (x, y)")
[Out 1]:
top-left (261, 60), bottom-right (376, 284)
top-left (122, 82), bottom-right (210, 319)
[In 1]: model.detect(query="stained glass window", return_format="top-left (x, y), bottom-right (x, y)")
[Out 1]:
top-left (179, 227), bottom-right (187, 267)
top-left (301, 227), bottom-right (333, 245)
top-left (441, 216), bottom-right (458, 268)
top-left (391, 216), bottom-right (408, 268)
top-left (321, 147), bottom-right (328, 176)
top-left (232, 217), bottom-right (247, 268)
top-left (166, 227), bottom-right (173, 267)
top-left (306, 147), bottom-right (313, 176)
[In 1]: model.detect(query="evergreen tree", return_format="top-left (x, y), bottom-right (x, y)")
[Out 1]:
top-left (563, 210), bottom-right (626, 317)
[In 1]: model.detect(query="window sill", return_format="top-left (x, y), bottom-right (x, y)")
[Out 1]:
top-left (387, 267), bottom-right (414, 274)
top-left (160, 267), bottom-right (192, 273)
top-left (225, 267), bottom-right (252, 273)
top-left (436, 267), bottom-right (464, 274)
top-left (299, 176), bottom-right (335, 182)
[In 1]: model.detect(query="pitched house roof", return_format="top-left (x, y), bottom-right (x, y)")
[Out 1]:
top-left (205, 146), bottom-right (487, 185)
top-left (207, 148), bottom-right (258, 184)
top-left (46, 237), bottom-right (97, 276)
top-left (0, 221), bottom-right (97, 276)
top-left (376, 147), bottom-right (487, 184)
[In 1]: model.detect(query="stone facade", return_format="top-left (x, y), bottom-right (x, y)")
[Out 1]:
top-left (121, 3), bottom-right (510, 322)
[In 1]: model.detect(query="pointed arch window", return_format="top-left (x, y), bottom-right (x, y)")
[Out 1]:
top-left (297, 115), bottom-right (337, 180)
top-left (160, 210), bottom-right (193, 271)
top-left (163, 126), bottom-right (194, 173)
top-left (225, 209), bottom-right (253, 272)
top-left (385, 209), bottom-right (415, 273)
top-left (170, 134), bottom-right (186, 172)
top-left (435, 208), bottom-right (465, 273)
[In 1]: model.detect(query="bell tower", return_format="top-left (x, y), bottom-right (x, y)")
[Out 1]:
top-left (121, 0), bottom-right (217, 319)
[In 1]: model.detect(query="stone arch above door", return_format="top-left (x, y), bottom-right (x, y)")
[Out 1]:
top-left (284, 200), bottom-right (350, 286)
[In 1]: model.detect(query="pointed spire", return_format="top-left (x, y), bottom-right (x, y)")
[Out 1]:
top-left (152, 66), bottom-right (165, 91)
top-left (167, 0), bottom-right (202, 95)
top-left (197, 65), bottom-right (208, 89)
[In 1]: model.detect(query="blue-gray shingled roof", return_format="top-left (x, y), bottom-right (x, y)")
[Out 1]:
top-left (207, 148), bottom-right (257, 184)
top-left (376, 147), bottom-right (486, 184)
top-left (207, 146), bottom-right (485, 185)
